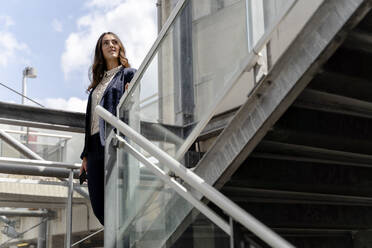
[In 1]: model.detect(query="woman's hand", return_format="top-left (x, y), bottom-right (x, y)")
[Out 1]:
top-left (80, 156), bottom-right (88, 175)
top-left (125, 83), bottom-right (130, 91)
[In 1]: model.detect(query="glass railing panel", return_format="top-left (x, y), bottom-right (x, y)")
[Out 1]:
top-left (118, 0), bottom-right (296, 162)
top-left (0, 123), bottom-right (83, 163)
top-left (105, 141), bottom-right (231, 248)
top-left (105, 138), bottom-right (269, 247)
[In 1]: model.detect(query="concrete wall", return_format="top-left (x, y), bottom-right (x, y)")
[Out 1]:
top-left (216, 0), bottom-right (325, 114)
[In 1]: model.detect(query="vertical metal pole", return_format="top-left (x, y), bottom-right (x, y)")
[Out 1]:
top-left (22, 75), bottom-right (26, 105)
top-left (21, 75), bottom-right (27, 137)
top-left (37, 217), bottom-right (47, 248)
top-left (65, 169), bottom-right (74, 248)
top-left (246, 0), bottom-right (253, 52)
top-left (230, 216), bottom-right (234, 248)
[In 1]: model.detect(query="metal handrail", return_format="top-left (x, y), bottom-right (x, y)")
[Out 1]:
top-left (116, 135), bottom-right (231, 235)
top-left (96, 105), bottom-right (294, 248)
top-left (0, 157), bottom-right (80, 170)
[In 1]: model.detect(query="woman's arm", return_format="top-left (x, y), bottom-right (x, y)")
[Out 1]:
top-left (80, 93), bottom-right (91, 160)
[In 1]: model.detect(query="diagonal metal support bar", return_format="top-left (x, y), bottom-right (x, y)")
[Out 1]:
top-left (0, 129), bottom-right (43, 159)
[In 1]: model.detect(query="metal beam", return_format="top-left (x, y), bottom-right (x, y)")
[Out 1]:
top-left (0, 177), bottom-right (87, 187)
top-left (0, 209), bottom-right (54, 217)
top-left (254, 140), bottom-right (372, 167)
top-left (236, 203), bottom-right (372, 229)
top-left (0, 101), bottom-right (84, 133)
top-left (0, 163), bottom-right (79, 178)
top-left (222, 187), bottom-right (372, 206)
top-left (307, 70), bottom-right (372, 102)
top-left (343, 29), bottom-right (372, 54)
top-left (0, 194), bottom-right (88, 209)
top-left (0, 157), bottom-right (81, 170)
top-left (294, 89), bottom-right (372, 119)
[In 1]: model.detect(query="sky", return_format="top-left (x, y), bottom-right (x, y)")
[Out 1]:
top-left (0, 0), bottom-right (157, 112)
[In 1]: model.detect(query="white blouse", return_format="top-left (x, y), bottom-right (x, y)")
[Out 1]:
top-left (90, 65), bottom-right (122, 135)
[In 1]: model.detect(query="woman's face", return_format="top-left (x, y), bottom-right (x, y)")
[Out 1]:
top-left (101, 34), bottom-right (120, 63)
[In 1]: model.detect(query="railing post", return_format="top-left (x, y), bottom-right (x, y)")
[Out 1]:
top-left (230, 217), bottom-right (234, 248)
top-left (65, 169), bottom-right (74, 248)
top-left (37, 217), bottom-right (47, 248)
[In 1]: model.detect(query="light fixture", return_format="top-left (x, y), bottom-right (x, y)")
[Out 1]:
top-left (23, 67), bottom-right (37, 78)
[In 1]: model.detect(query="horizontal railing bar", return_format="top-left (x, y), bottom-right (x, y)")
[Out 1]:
top-left (0, 163), bottom-right (80, 179)
top-left (117, 135), bottom-right (231, 235)
top-left (0, 157), bottom-right (80, 170)
top-left (0, 177), bottom-right (87, 187)
top-left (3, 129), bottom-right (72, 139)
top-left (0, 209), bottom-right (54, 217)
top-left (96, 105), bottom-right (294, 248)
top-left (0, 118), bottom-right (84, 133)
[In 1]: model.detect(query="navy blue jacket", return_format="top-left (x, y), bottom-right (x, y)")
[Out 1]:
top-left (80, 67), bottom-right (137, 159)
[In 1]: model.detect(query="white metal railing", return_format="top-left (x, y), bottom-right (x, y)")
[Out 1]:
top-left (0, 127), bottom-right (87, 248)
top-left (97, 105), bottom-right (294, 248)
top-left (0, 157), bottom-right (80, 170)
top-left (116, 134), bottom-right (231, 235)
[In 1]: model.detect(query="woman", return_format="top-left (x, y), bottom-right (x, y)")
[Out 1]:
top-left (80, 32), bottom-right (136, 225)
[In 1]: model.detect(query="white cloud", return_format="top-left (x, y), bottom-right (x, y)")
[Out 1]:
top-left (0, 16), bottom-right (14, 28)
top-left (0, 15), bottom-right (29, 67)
top-left (52, 18), bottom-right (63, 32)
top-left (0, 31), bottom-right (29, 67)
top-left (86, 0), bottom-right (123, 9)
top-left (39, 97), bottom-right (87, 113)
top-left (61, 0), bottom-right (157, 79)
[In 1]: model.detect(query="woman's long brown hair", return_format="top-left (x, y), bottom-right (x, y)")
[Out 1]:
top-left (87, 32), bottom-right (130, 92)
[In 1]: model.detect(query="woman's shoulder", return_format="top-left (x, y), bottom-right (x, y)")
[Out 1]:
top-left (123, 67), bottom-right (137, 75)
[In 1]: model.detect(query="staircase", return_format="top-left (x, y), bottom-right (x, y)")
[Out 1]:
top-left (102, 0), bottom-right (372, 247)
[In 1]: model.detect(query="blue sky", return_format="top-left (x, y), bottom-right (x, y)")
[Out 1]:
top-left (0, 0), bottom-right (157, 112)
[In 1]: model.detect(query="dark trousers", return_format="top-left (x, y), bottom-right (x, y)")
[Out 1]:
top-left (87, 133), bottom-right (104, 225)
